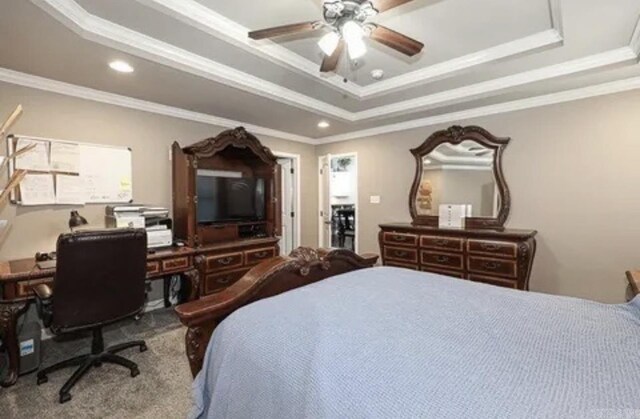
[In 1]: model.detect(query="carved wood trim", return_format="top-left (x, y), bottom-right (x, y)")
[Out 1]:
top-left (175, 247), bottom-right (378, 377)
top-left (409, 125), bottom-right (511, 229)
top-left (183, 127), bottom-right (277, 165)
top-left (626, 270), bottom-right (640, 301)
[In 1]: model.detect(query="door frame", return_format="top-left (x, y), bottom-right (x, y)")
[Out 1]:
top-left (273, 151), bottom-right (301, 250)
top-left (318, 152), bottom-right (359, 253)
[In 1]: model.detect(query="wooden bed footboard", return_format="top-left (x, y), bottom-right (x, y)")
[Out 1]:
top-left (626, 270), bottom-right (640, 301)
top-left (174, 247), bottom-right (379, 377)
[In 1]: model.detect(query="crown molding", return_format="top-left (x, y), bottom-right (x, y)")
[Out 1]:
top-left (31, 0), bottom-right (353, 121)
top-left (138, 0), bottom-right (564, 99)
top-left (0, 67), bottom-right (317, 145)
top-left (30, 0), bottom-right (639, 124)
top-left (317, 76), bottom-right (640, 143)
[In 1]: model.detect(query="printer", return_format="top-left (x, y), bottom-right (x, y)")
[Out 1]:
top-left (105, 205), bottom-right (173, 249)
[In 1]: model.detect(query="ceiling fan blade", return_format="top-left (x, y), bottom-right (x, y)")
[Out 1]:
top-left (369, 25), bottom-right (424, 56)
top-left (370, 0), bottom-right (415, 13)
top-left (249, 22), bottom-right (319, 40)
top-left (320, 40), bottom-right (345, 73)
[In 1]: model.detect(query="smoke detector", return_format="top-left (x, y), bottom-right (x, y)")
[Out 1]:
top-left (371, 69), bottom-right (384, 80)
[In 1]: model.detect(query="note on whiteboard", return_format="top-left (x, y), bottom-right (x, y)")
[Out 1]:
top-left (55, 174), bottom-right (86, 205)
top-left (15, 138), bottom-right (50, 172)
top-left (50, 142), bottom-right (80, 173)
top-left (19, 174), bottom-right (55, 206)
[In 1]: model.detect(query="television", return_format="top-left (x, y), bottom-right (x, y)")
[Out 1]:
top-left (196, 174), bottom-right (266, 223)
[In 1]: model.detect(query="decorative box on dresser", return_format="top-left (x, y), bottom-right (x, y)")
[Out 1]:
top-left (382, 125), bottom-right (538, 290)
top-left (379, 224), bottom-right (536, 290)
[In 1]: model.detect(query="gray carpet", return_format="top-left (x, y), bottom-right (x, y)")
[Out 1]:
top-left (1, 308), bottom-right (193, 418)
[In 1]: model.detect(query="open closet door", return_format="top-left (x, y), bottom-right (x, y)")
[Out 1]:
top-left (273, 163), bottom-right (283, 239)
top-left (172, 142), bottom-right (195, 246)
top-left (318, 155), bottom-right (332, 248)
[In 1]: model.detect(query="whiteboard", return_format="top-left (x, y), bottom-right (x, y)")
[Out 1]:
top-left (7, 135), bottom-right (133, 205)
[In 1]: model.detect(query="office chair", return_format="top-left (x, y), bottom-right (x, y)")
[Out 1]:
top-left (33, 229), bottom-right (148, 404)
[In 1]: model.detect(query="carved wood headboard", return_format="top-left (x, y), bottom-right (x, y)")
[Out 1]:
top-left (175, 247), bottom-right (378, 377)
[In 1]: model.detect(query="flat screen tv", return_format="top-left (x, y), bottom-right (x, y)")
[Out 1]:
top-left (196, 174), bottom-right (266, 224)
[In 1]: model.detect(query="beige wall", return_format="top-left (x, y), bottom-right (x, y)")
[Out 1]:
top-left (0, 82), bottom-right (318, 260)
top-left (318, 89), bottom-right (640, 303)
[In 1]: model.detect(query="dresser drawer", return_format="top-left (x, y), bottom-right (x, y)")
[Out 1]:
top-left (420, 236), bottom-right (464, 252)
top-left (203, 268), bottom-right (248, 295)
top-left (468, 256), bottom-right (517, 278)
top-left (17, 278), bottom-right (53, 298)
top-left (467, 240), bottom-right (517, 258)
top-left (383, 246), bottom-right (419, 264)
top-left (206, 252), bottom-right (244, 272)
top-left (245, 247), bottom-right (277, 266)
top-left (162, 256), bottom-right (190, 272)
top-left (383, 232), bottom-right (418, 247)
top-left (421, 267), bottom-right (465, 279)
top-left (385, 261), bottom-right (419, 270)
top-left (146, 261), bottom-right (161, 276)
top-left (468, 274), bottom-right (518, 289)
top-left (421, 250), bottom-right (464, 270)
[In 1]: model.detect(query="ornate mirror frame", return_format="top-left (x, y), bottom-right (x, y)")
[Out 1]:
top-left (409, 125), bottom-right (511, 230)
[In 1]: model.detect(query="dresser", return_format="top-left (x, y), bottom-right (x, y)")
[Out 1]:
top-left (379, 223), bottom-right (537, 290)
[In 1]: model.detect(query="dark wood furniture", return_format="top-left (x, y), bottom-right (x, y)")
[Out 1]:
top-left (0, 246), bottom-right (199, 388)
top-left (172, 127), bottom-right (281, 296)
top-left (380, 125), bottom-right (538, 289)
top-left (626, 270), bottom-right (640, 302)
top-left (379, 223), bottom-right (536, 290)
top-left (175, 247), bottom-right (378, 377)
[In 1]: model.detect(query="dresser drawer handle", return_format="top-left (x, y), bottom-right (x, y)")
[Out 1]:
top-left (217, 276), bottom-right (232, 284)
top-left (435, 255), bottom-right (450, 263)
top-left (394, 250), bottom-right (408, 257)
top-left (218, 257), bottom-right (234, 265)
top-left (482, 261), bottom-right (500, 271)
top-left (253, 251), bottom-right (269, 258)
top-left (393, 235), bottom-right (407, 242)
top-left (434, 239), bottom-right (448, 246)
top-left (480, 243), bottom-right (500, 251)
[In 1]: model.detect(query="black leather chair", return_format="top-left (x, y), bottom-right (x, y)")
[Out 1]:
top-left (34, 229), bottom-right (148, 404)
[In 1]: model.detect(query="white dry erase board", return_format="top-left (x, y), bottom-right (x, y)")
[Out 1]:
top-left (7, 135), bottom-right (133, 206)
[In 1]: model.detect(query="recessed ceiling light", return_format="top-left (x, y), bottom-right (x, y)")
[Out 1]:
top-left (424, 159), bottom-right (432, 164)
top-left (109, 60), bottom-right (134, 73)
top-left (318, 121), bottom-right (330, 129)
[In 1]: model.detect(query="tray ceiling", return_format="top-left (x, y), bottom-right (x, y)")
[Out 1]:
top-left (0, 0), bottom-right (638, 143)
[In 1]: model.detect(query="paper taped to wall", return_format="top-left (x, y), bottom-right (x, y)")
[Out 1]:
top-left (14, 138), bottom-right (50, 172)
top-left (55, 174), bottom-right (86, 205)
top-left (50, 142), bottom-right (80, 173)
top-left (19, 173), bottom-right (55, 206)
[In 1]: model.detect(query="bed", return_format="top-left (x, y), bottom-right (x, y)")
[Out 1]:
top-left (176, 249), bottom-right (640, 419)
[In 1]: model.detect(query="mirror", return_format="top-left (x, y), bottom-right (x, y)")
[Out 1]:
top-left (409, 126), bottom-right (511, 229)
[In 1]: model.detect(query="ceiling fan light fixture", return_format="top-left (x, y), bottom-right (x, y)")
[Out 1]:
top-left (341, 20), bottom-right (365, 45)
top-left (318, 31), bottom-right (340, 56)
top-left (347, 36), bottom-right (367, 59)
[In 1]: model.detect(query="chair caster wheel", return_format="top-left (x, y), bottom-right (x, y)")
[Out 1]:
top-left (59, 393), bottom-right (71, 404)
top-left (37, 375), bottom-right (48, 385)
top-left (131, 368), bottom-right (140, 378)
top-left (140, 344), bottom-right (148, 353)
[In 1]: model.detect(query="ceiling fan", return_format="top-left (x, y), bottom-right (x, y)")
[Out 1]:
top-left (248, 0), bottom-right (424, 73)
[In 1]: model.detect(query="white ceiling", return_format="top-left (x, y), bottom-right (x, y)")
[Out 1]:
top-left (0, 0), bottom-right (639, 143)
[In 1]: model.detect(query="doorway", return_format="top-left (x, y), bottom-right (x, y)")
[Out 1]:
top-left (318, 153), bottom-right (358, 252)
top-left (275, 152), bottom-right (300, 255)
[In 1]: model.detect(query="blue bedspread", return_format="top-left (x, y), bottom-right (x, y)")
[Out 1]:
top-left (191, 267), bottom-right (640, 419)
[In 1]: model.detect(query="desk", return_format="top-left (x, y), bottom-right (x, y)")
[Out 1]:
top-left (0, 246), bottom-right (199, 388)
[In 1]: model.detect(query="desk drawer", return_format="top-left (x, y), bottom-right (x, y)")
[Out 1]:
top-left (420, 236), bottom-right (464, 252)
top-left (383, 232), bottom-right (418, 247)
top-left (162, 257), bottom-right (190, 272)
top-left (383, 246), bottom-right (418, 264)
top-left (468, 256), bottom-right (517, 278)
top-left (245, 247), bottom-right (277, 266)
top-left (16, 278), bottom-right (54, 298)
top-left (421, 251), bottom-right (464, 270)
top-left (203, 268), bottom-right (248, 295)
top-left (467, 240), bottom-right (517, 258)
top-left (206, 252), bottom-right (244, 272)
top-left (146, 261), bottom-right (161, 276)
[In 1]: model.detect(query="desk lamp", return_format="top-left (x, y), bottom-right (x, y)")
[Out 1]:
top-left (68, 210), bottom-right (88, 232)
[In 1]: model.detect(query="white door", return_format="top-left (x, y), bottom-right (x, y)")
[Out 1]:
top-left (277, 158), bottom-right (295, 255)
top-left (318, 154), bottom-right (332, 248)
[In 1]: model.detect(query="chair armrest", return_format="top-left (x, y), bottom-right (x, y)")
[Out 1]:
top-left (33, 284), bottom-right (53, 328)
